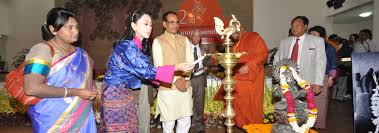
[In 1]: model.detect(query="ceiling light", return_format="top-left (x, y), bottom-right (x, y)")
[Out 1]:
top-left (359, 12), bottom-right (372, 17)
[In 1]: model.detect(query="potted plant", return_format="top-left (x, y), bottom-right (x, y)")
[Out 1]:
top-left (12, 49), bottom-right (30, 68)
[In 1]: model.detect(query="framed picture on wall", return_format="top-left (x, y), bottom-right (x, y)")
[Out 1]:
top-left (352, 52), bottom-right (379, 133)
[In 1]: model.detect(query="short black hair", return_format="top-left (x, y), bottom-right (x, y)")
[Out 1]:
top-left (328, 34), bottom-right (339, 40)
top-left (291, 16), bottom-right (309, 26)
top-left (328, 34), bottom-right (344, 43)
top-left (288, 28), bottom-right (293, 36)
top-left (360, 29), bottom-right (373, 40)
top-left (349, 33), bottom-right (359, 39)
top-left (162, 11), bottom-right (177, 22)
top-left (308, 26), bottom-right (326, 38)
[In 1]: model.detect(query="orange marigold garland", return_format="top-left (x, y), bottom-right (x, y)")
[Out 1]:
top-left (243, 124), bottom-right (273, 133)
top-left (242, 124), bottom-right (319, 133)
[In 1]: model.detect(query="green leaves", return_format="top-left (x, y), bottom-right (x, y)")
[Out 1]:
top-left (12, 49), bottom-right (29, 68)
top-left (0, 89), bottom-right (28, 114)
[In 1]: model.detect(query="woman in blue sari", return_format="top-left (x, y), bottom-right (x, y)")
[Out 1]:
top-left (23, 8), bottom-right (100, 133)
top-left (101, 10), bottom-right (194, 132)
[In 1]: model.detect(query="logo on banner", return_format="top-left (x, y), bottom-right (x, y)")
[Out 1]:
top-left (177, 0), bottom-right (228, 44)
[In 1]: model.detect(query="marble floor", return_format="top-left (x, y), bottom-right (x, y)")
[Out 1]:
top-left (0, 100), bottom-right (353, 133)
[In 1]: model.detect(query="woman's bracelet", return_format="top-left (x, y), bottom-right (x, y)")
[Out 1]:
top-left (64, 87), bottom-right (68, 97)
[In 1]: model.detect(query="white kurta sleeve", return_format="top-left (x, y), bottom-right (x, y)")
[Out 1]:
top-left (152, 39), bottom-right (163, 67)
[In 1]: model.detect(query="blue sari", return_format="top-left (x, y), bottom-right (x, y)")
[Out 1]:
top-left (27, 48), bottom-right (96, 133)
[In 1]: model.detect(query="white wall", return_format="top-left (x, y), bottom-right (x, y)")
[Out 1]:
top-left (374, 0), bottom-right (379, 44)
top-left (4, 0), bottom-right (54, 70)
top-left (0, 36), bottom-right (6, 68)
top-left (253, 0), bottom-right (333, 49)
top-left (333, 20), bottom-right (373, 39)
top-left (0, 0), bottom-right (10, 69)
top-left (0, 0), bottom-right (9, 35)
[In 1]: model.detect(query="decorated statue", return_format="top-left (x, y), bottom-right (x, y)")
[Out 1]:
top-left (272, 59), bottom-right (318, 133)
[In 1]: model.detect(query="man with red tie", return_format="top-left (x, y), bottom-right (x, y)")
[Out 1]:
top-left (274, 16), bottom-right (326, 94)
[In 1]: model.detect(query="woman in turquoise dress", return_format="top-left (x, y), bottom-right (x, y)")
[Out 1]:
top-left (101, 10), bottom-right (194, 132)
top-left (23, 7), bottom-right (100, 133)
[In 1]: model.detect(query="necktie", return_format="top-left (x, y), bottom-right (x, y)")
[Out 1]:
top-left (291, 38), bottom-right (300, 62)
top-left (193, 47), bottom-right (199, 72)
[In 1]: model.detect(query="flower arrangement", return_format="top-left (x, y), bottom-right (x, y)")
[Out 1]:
top-left (204, 112), bottom-right (225, 128)
top-left (148, 76), bottom-right (226, 128)
top-left (203, 76), bottom-right (225, 128)
top-left (263, 77), bottom-right (275, 124)
top-left (93, 97), bottom-right (102, 125)
top-left (243, 124), bottom-right (318, 133)
top-left (263, 112), bottom-right (275, 124)
top-left (279, 65), bottom-right (317, 133)
top-left (0, 89), bottom-right (30, 126)
top-left (0, 89), bottom-right (28, 113)
top-left (204, 86), bottom-right (224, 115)
top-left (150, 97), bottom-right (158, 117)
top-left (92, 75), bottom-right (103, 126)
top-left (149, 86), bottom-right (226, 128)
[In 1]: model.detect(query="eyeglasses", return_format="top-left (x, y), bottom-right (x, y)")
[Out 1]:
top-left (166, 21), bottom-right (179, 25)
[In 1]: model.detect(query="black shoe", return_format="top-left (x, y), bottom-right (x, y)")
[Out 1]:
top-left (198, 130), bottom-right (205, 133)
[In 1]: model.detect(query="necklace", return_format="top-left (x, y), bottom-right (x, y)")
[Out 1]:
top-left (50, 39), bottom-right (74, 55)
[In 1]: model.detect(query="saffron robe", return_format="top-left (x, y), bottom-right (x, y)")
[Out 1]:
top-left (215, 32), bottom-right (269, 127)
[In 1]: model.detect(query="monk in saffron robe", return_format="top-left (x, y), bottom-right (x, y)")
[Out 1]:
top-left (214, 31), bottom-right (269, 127)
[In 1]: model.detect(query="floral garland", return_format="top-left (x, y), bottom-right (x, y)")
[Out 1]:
top-left (243, 124), bottom-right (273, 133)
top-left (279, 65), bottom-right (317, 133)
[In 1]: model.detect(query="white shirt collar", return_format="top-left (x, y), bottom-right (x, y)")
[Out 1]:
top-left (288, 33), bottom-right (307, 64)
top-left (192, 44), bottom-right (200, 48)
top-left (294, 33), bottom-right (306, 41)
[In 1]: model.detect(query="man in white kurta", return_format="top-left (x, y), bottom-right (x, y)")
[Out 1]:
top-left (353, 29), bottom-right (378, 53)
top-left (152, 11), bottom-right (194, 133)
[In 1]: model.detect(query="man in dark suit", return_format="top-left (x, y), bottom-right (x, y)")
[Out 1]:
top-left (189, 29), bottom-right (211, 133)
top-left (274, 16), bottom-right (326, 94)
